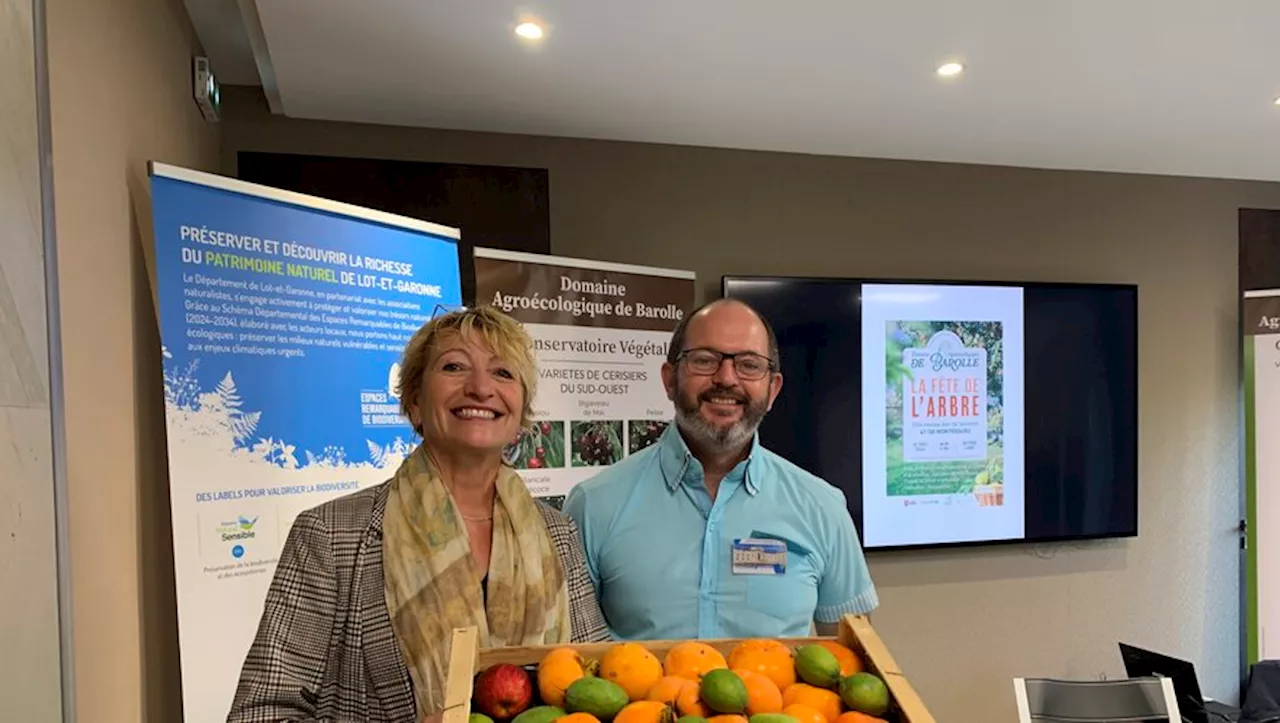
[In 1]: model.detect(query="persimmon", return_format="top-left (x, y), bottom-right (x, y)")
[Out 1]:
top-left (730, 668), bottom-right (783, 716)
top-left (782, 683), bottom-right (842, 723)
top-left (728, 639), bottom-right (791, 667)
top-left (614, 700), bottom-right (675, 723)
top-left (727, 643), bottom-right (795, 692)
top-left (663, 642), bottom-right (728, 681)
top-left (537, 647), bottom-right (587, 707)
top-left (675, 678), bottom-right (712, 718)
top-left (834, 713), bottom-right (887, 723)
top-left (599, 643), bottom-right (664, 701)
top-left (782, 703), bottom-right (828, 723)
top-left (813, 641), bottom-right (862, 677)
top-left (645, 676), bottom-right (688, 707)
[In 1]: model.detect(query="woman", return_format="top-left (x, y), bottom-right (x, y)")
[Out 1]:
top-left (227, 306), bottom-right (611, 723)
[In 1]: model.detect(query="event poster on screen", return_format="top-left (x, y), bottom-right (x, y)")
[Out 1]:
top-left (148, 163), bottom-right (462, 723)
top-left (860, 283), bottom-right (1026, 548)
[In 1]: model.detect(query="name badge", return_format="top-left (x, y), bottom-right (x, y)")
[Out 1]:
top-left (732, 538), bottom-right (787, 575)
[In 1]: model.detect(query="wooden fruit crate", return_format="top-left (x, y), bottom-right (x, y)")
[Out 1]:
top-left (441, 614), bottom-right (935, 723)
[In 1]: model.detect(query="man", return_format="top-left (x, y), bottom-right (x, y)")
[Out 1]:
top-left (563, 298), bottom-right (878, 640)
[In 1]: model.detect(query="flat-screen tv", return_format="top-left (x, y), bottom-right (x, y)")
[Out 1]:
top-left (721, 276), bottom-right (1138, 551)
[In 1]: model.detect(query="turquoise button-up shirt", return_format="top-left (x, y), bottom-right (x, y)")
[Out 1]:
top-left (563, 425), bottom-right (879, 640)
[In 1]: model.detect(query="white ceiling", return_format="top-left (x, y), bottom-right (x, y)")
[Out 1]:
top-left (188, 1), bottom-right (1280, 182)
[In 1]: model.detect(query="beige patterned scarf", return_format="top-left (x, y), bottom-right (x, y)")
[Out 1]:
top-left (382, 445), bottom-right (571, 717)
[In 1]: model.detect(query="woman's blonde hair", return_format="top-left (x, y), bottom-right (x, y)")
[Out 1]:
top-left (397, 305), bottom-right (538, 434)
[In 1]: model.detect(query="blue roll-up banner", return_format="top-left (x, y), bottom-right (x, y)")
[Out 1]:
top-left (148, 163), bottom-right (463, 722)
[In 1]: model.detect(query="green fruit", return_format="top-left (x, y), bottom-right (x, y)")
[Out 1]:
top-left (511, 706), bottom-right (565, 723)
top-left (565, 676), bottom-right (629, 720)
top-left (839, 672), bottom-right (891, 716)
top-left (699, 669), bottom-right (748, 714)
top-left (676, 717), bottom-right (709, 723)
top-left (470, 714), bottom-right (496, 723)
top-left (794, 644), bottom-right (842, 689)
top-left (749, 715), bottom-right (800, 723)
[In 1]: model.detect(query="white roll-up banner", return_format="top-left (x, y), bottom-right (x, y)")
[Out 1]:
top-left (148, 163), bottom-right (463, 723)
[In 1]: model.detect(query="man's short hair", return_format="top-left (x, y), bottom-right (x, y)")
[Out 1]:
top-left (666, 298), bottom-right (781, 369)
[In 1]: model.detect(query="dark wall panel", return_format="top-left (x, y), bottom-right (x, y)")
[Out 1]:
top-left (236, 152), bottom-right (551, 304)
top-left (1241, 208), bottom-right (1280, 292)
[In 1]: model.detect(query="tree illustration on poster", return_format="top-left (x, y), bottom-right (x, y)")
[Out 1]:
top-left (473, 248), bottom-right (695, 508)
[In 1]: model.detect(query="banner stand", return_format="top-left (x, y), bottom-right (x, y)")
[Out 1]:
top-left (1244, 289), bottom-right (1280, 667)
top-left (473, 248), bottom-right (696, 506)
top-left (148, 162), bottom-right (464, 723)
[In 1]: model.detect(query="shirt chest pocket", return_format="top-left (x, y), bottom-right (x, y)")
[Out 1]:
top-left (743, 535), bottom-right (819, 623)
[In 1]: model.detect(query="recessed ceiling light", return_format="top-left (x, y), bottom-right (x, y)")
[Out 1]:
top-left (515, 21), bottom-right (544, 40)
top-left (1274, 96), bottom-right (1280, 106)
top-left (936, 62), bottom-right (965, 78)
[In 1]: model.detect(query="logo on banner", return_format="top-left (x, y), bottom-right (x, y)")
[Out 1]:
top-left (388, 362), bottom-right (402, 399)
top-left (199, 510), bottom-right (278, 562)
top-left (218, 514), bottom-right (259, 542)
top-left (348, 361), bottom-right (407, 430)
top-left (360, 364), bottom-right (405, 429)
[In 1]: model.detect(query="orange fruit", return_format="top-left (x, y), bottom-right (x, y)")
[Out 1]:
top-left (537, 647), bottom-right (587, 707)
top-left (782, 703), bottom-right (828, 723)
top-left (835, 713), bottom-right (887, 723)
top-left (782, 683), bottom-right (842, 723)
top-left (707, 716), bottom-right (749, 723)
top-left (728, 639), bottom-right (791, 666)
top-left (664, 642), bottom-right (728, 681)
top-left (600, 642), bottom-right (665, 700)
top-left (814, 641), bottom-right (862, 677)
top-left (561, 715), bottom-right (602, 723)
top-left (675, 678), bottom-right (712, 718)
top-left (614, 700), bottom-right (675, 723)
top-left (730, 668), bottom-right (783, 716)
top-left (727, 641), bottom-right (795, 691)
top-left (646, 676), bottom-right (688, 706)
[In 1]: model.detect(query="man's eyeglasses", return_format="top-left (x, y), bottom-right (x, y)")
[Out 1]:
top-left (677, 348), bottom-right (774, 381)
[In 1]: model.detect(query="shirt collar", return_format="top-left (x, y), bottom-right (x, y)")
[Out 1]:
top-left (657, 422), bottom-right (762, 495)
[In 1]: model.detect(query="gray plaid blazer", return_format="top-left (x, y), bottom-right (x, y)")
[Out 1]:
top-left (226, 482), bottom-right (611, 723)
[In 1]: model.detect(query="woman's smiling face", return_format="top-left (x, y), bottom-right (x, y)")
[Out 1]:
top-left (414, 332), bottom-right (524, 455)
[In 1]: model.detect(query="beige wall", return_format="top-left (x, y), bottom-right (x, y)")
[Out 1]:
top-left (46, 0), bottom-right (220, 720)
top-left (1, 0), bottom-right (62, 719)
top-left (221, 88), bottom-right (1280, 721)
